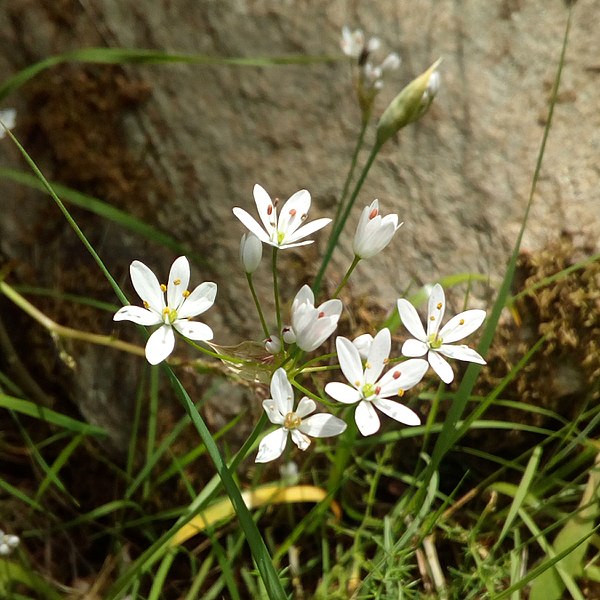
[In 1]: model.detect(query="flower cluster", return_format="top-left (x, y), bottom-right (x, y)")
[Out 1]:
top-left (0, 529), bottom-right (19, 556)
top-left (110, 33), bottom-right (478, 466)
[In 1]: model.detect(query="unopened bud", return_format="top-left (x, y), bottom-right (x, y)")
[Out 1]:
top-left (239, 232), bottom-right (263, 274)
top-left (264, 335), bottom-right (281, 354)
top-left (376, 58), bottom-right (442, 147)
top-left (282, 326), bottom-right (296, 345)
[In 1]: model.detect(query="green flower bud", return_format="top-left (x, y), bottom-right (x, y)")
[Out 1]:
top-left (376, 58), bottom-right (442, 147)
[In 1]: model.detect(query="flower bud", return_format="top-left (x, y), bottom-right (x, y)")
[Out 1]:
top-left (282, 326), bottom-right (296, 345)
top-left (0, 108), bottom-right (16, 139)
top-left (264, 335), bottom-right (281, 354)
top-left (376, 58), bottom-right (442, 147)
top-left (239, 232), bottom-right (263, 273)
top-left (352, 333), bottom-right (374, 360)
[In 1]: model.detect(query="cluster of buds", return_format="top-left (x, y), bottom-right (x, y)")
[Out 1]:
top-left (341, 26), bottom-right (401, 119)
top-left (0, 529), bottom-right (20, 556)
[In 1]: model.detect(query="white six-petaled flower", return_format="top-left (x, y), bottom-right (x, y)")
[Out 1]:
top-left (288, 285), bottom-right (343, 352)
top-left (113, 256), bottom-right (216, 365)
top-left (397, 283), bottom-right (486, 384)
top-left (353, 199), bottom-right (402, 259)
top-left (325, 329), bottom-right (428, 436)
top-left (256, 368), bottom-right (347, 463)
top-left (0, 529), bottom-right (19, 556)
top-left (233, 184), bottom-right (331, 250)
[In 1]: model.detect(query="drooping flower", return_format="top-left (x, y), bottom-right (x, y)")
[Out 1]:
top-left (0, 530), bottom-right (19, 556)
top-left (264, 335), bottom-right (281, 354)
top-left (114, 256), bottom-right (216, 365)
top-left (0, 108), bottom-right (16, 139)
top-left (325, 329), bottom-right (428, 436)
top-left (256, 368), bottom-right (347, 463)
top-left (233, 184), bottom-right (331, 250)
top-left (353, 199), bottom-right (402, 259)
top-left (288, 285), bottom-right (342, 352)
top-left (239, 232), bottom-right (263, 273)
top-left (397, 283), bottom-right (486, 384)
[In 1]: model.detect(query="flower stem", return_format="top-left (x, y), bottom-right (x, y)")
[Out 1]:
top-left (313, 140), bottom-right (382, 295)
top-left (246, 273), bottom-right (269, 338)
top-left (272, 247), bottom-right (282, 339)
top-left (333, 256), bottom-right (361, 298)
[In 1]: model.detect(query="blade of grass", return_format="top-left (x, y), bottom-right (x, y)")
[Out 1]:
top-left (0, 47), bottom-right (339, 102)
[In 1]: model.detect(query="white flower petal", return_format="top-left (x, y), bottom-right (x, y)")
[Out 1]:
top-left (270, 368), bottom-right (294, 415)
top-left (232, 207), bottom-right (270, 243)
top-left (277, 189), bottom-right (311, 236)
top-left (167, 256), bottom-right (190, 310)
top-left (401, 338), bottom-right (428, 358)
top-left (113, 305), bottom-right (162, 326)
top-left (325, 382), bottom-right (362, 404)
top-left (253, 183), bottom-right (277, 234)
top-left (290, 429), bottom-right (311, 451)
top-left (353, 333), bottom-right (374, 360)
top-left (255, 428), bottom-right (288, 463)
top-left (173, 320), bottom-right (213, 341)
top-left (292, 284), bottom-right (314, 307)
top-left (365, 328), bottom-right (391, 384)
top-left (286, 217), bottom-right (332, 243)
top-left (130, 260), bottom-right (165, 313)
top-left (300, 413), bottom-right (347, 437)
top-left (438, 344), bottom-right (486, 365)
top-left (335, 337), bottom-right (364, 387)
top-left (295, 396), bottom-right (316, 418)
top-left (354, 400), bottom-right (381, 436)
top-left (439, 309), bottom-right (486, 344)
top-left (177, 282), bottom-right (217, 318)
top-left (377, 358), bottom-right (429, 397)
top-left (262, 399), bottom-right (285, 425)
top-left (266, 239), bottom-right (315, 249)
top-left (427, 284), bottom-right (445, 337)
top-left (428, 350), bottom-right (454, 384)
top-left (372, 398), bottom-right (421, 426)
top-left (397, 299), bottom-right (427, 341)
top-left (145, 325), bottom-right (175, 365)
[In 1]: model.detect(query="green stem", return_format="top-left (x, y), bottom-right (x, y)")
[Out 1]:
top-left (272, 247), bottom-right (282, 338)
top-left (313, 141), bottom-right (382, 295)
top-left (333, 256), bottom-right (361, 298)
top-left (246, 273), bottom-right (269, 338)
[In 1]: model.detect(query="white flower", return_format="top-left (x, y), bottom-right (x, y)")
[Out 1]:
top-left (325, 329), bottom-right (428, 436)
top-left (233, 184), bottom-right (331, 250)
top-left (0, 530), bottom-right (19, 556)
top-left (0, 108), bottom-right (16, 139)
top-left (289, 285), bottom-right (342, 352)
top-left (340, 26), bottom-right (380, 59)
top-left (239, 232), bottom-right (263, 273)
top-left (256, 368), bottom-right (347, 463)
top-left (397, 283), bottom-right (486, 384)
top-left (353, 199), bottom-right (402, 259)
top-left (114, 256), bottom-right (216, 365)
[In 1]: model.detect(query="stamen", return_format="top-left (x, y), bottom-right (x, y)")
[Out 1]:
top-left (430, 316), bottom-right (435, 321)
top-left (143, 300), bottom-right (150, 309)
top-left (375, 386), bottom-right (381, 395)
top-left (398, 389), bottom-right (405, 397)
top-left (301, 213), bottom-right (307, 221)
top-left (393, 370), bottom-right (401, 379)
top-left (183, 290), bottom-right (190, 298)
top-left (318, 311), bottom-right (325, 318)
top-left (283, 411), bottom-right (301, 430)
top-left (365, 361), bottom-right (371, 369)
top-left (383, 357), bottom-right (389, 364)
top-left (459, 318), bottom-right (465, 325)
top-left (174, 278), bottom-right (181, 285)
top-left (160, 284), bottom-right (167, 292)
top-left (267, 204), bottom-right (273, 215)
top-left (289, 208), bottom-right (297, 217)
top-left (354, 380), bottom-right (361, 387)
top-left (369, 207), bottom-right (379, 220)
top-left (437, 302), bottom-right (442, 310)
